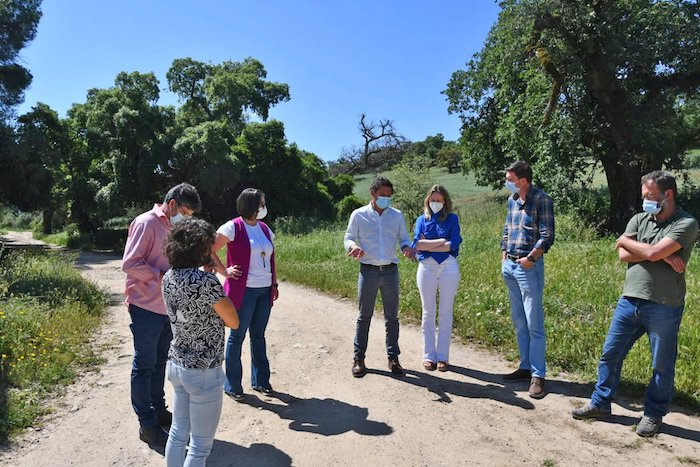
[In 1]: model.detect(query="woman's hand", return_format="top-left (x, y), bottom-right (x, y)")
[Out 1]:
top-left (225, 265), bottom-right (243, 279)
top-left (272, 285), bottom-right (279, 301)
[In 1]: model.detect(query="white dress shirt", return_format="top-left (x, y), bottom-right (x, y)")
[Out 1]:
top-left (343, 203), bottom-right (411, 266)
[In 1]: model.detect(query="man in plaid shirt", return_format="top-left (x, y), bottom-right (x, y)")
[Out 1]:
top-left (500, 160), bottom-right (555, 399)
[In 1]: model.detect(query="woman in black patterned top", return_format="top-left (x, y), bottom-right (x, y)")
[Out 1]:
top-left (161, 218), bottom-right (239, 467)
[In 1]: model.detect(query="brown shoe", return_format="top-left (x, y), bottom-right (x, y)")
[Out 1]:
top-left (388, 357), bottom-right (405, 376)
top-left (352, 359), bottom-right (366, 378)
top-left (528, 377), bottom-right (546, 399)
top-left (502, 368), bottom-right (531, 381)
top-left (423, 360), bottom-right (437, 371)
top-left (437, 361), bottom-right (449, 372)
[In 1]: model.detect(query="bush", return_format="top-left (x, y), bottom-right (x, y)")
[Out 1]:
top-left (0, 207), bottom-right (40, 230)
top-left (336, 195), bottom-right (365, 222)
top-left (683, 149), bottom-right (700, 169)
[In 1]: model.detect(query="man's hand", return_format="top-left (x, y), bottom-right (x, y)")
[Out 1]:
top-left (347, 246), bottom-right (364, 260)
top-left (225, 265), bottom-right (243, 279)
top-left (516, 257), bottom-right (534, 270)
top-left (663, 254), bottom-right (686, 273)
top-left (402, 246), bottom-right (416, 260)
top-left (615, 234), bottom-right (633, 250)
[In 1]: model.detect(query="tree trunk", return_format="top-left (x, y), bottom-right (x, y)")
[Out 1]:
top-left (42, 207), bottom-right (53, 234)
top-left (600, 159), bottom-right (642, 234)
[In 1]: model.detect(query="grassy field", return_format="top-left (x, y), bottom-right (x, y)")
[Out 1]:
top-left (0, 250), bottom-right (108, 440)
top-left (274, 194), bottom-right (700, 409)
top-left (353, 168), bottom-right (497, 201)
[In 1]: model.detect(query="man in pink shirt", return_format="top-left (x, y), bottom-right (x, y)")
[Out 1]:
top-left (122, 183), bottom-right (201, 447)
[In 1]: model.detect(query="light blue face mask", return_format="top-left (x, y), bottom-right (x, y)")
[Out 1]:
top-left (375, 196), bottom-right (392, 209)
top-left (642, 198), bottom-right (663, 215)
top-left (505, 180), bottom-right (518, 194)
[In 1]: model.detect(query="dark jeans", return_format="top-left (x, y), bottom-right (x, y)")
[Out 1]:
top-left (224, 287), bottom-right (272, 395)
top-left (354, 264), bottom-right (400, 360)
top-left (129, 304), bottom-right (172, 428)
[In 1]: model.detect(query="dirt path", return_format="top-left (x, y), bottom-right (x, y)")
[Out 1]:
top-left (0, 240), bottom-right (699, 466)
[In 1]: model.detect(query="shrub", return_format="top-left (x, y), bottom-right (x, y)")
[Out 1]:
top-left (336, 195), bottom-right (365, 222)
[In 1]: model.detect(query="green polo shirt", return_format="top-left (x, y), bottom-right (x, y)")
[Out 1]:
top-left (622, 208), bottom-right (698, 306)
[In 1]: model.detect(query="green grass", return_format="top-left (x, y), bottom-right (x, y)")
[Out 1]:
top-left (0, 250), bottom-right (108, 440)
top-left (274, 195), bottom-right (700, 409)
top-left (353, 167), bottom-right (496, 202)
top-left (32, 230), bottom-right (70, 247)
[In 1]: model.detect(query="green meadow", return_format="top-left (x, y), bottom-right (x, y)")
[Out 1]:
top-left (276, 176), bottom-right (700, 410)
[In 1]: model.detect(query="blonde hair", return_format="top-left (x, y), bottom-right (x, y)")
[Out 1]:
top-left (423, 185), bottom-right (452, 221)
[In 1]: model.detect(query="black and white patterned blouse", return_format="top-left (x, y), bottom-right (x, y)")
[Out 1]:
top-left (162, 268), bottom-right (226, 369)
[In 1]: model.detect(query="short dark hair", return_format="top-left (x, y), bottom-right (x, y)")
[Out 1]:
top-left (505, 160), bottom-right (532, 183)
top-left (370, 177), bottom-right (394, 194)
top-left (163, 183), bottom-right (202, 212)
top-left (237, 188), bottom-right (265, 220)
top-left (163, 217), bottom-right (215, 269)
top-left (641, 170), bottom-right (677, 198)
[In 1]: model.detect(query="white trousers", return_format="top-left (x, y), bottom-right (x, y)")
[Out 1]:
top-left (416, 256), bottom-right (460, 363)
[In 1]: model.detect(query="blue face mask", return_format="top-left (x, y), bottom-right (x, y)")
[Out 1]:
top-left (642, 198), bottom-right (663, 215)
top-left (375, 196), bottom-right (392, 209)
top-left (505, 180), bottom-right (518, 194)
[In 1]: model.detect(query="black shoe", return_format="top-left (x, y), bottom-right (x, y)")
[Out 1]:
top-left (388, 357), bottom-right (404, 376)
top-left (253, 386), bottom-right (274, 395)
top-left (225, 391), bottom-right (245, 402)
top-left (502, 368), bottom-right (531, 381)
top-left (139, 425), bottom-right (169, 447)
top-left (157, 408), bottom-right (172, 428)
top-left (352, 359), bottom-right (366, 378)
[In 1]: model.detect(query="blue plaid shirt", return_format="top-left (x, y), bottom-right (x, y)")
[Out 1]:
top-left (501, 186), bottom-right (555, 256)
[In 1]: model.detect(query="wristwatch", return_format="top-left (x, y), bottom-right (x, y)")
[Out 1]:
top-left (526, 255), bottom-right (536, 263)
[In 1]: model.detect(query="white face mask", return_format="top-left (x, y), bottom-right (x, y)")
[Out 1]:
top-left (429, 201), bottom-right (444, 214)
top-left (256, 206), bottom-right (268, 220)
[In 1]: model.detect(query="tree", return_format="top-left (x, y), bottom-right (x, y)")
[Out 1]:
top-left (445, 0), bottom-right (700, 232)
top-left (0, 0), bottom-right (42, 121)
top-left (14, 103), bottom-right (70, 233)
top-left (338, 113), bottom-right (407, 174)
top-left (167, 57), bottom-right (290, 135)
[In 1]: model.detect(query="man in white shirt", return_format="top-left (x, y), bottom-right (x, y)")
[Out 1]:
top-left (344, 177), bottom-right (415, 377)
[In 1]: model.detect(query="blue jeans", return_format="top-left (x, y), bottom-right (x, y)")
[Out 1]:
top-left (590, 296), bottom-right (684, 419)
top-left (354, 264), bottom-right (400, 360)
top-left (224, 287), bottom-right (272, 395)
top-left (502, 258), bottom-right (546, 377)
top-left (165, 361), bottom-right (224, 467)
top-left (129, 304), bottom-right (172, 428)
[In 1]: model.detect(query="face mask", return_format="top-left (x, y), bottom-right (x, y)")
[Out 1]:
top-left (256, 206), bottom-right (268, 220)
top-left (642, 198), bottom-right (663, 215)
top-left (505, 180), bottom-right (518, 194)
top-left (429, 201), bottom-right (444, 214)
top-left (170, 211), bottom-right (184, 225)
top-left (375, 196), bottom-right (391, 209)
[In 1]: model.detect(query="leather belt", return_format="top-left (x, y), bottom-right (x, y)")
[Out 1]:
top-left (361, 263), bottom-right (397, 271)
top-left (506, 253), bottom-right (527, 261)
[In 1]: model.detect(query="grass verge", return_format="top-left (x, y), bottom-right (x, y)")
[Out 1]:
top-left (0, 250), bottom-right (108, 440)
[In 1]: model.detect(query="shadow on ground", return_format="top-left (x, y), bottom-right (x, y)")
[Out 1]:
top-left (242, 392), bottom-right (393, 436)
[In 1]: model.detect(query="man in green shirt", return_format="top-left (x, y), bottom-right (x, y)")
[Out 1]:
top-left (571, 170), bottom-right (698, 437)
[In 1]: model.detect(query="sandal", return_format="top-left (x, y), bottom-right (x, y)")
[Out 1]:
top-left (437, 361), bottom-right (449, 372)
top-left (423, 360), bottom-right (437, 371)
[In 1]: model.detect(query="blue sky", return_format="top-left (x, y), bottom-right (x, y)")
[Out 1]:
top-left (18, 1), bottom-right (500, 161)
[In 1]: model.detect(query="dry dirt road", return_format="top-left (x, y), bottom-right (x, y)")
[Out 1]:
top-left (0, 242), bottom-right (699, 466)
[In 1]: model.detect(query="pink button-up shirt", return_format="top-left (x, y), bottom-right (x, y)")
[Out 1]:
top-left (122, 204), bottom-right (171, 315)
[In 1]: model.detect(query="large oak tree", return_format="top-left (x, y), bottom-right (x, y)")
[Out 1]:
top-left (445, 0), bottom-right (700, 232)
